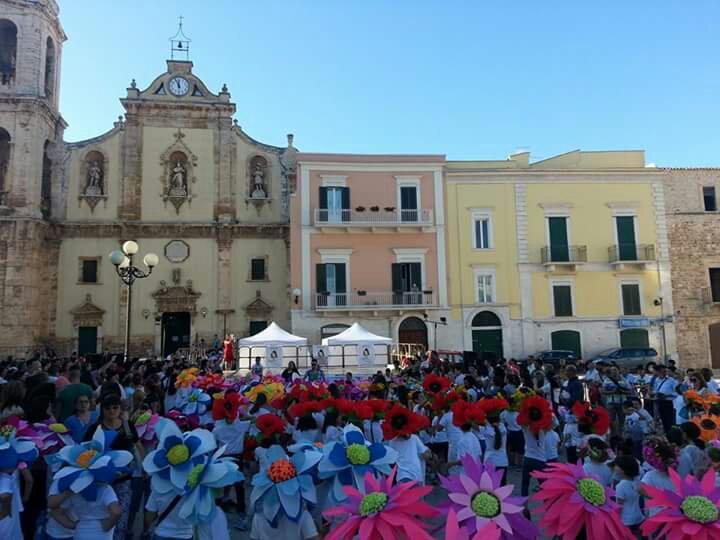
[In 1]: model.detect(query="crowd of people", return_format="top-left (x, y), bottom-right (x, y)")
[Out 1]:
top-left (0, 348), bottom-right (719, 539)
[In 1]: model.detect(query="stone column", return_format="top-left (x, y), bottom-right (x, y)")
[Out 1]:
top-left (214, 117), bottom-right (236, 222)
top-left (216, 230), bottom-right (233, 333)
top-left (119, 111), bottom-right (142, 220)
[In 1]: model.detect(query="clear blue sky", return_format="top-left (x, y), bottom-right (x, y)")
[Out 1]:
top-left (58, 0), bottom-right (720, 166)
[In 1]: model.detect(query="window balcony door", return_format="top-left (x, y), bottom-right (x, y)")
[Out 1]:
top-left (616, 216), bottom-right (637, 261)
top-left (316, 263), bottom-right (347, 307)
top-left (400, 185), bottom-right (419, 222)
top-left (392, 262), bottom-right (422, 305)
top-left (548, 216), bottom-right (569, 262)
top-left (319, 186), bottom-right (350, 223)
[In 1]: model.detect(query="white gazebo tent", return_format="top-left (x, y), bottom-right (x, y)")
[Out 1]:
top-left (236, 322), bottom-right (308, 371)
top-left (321, 323), bottom-right (391, 372)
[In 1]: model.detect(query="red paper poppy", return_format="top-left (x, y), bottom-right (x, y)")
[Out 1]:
top-left (452, 401), bottom-right (486, 427)
top-left (479, 397), bottom-right (510, 420)
top-left (354, 402), bottom-right (374, 421)
top-left (382, 404), bottom-right (428, 439)
top-left (571, 401), bottom-right (611, 436)
top-left (422, 374), bottom-right (452, 395)
top-left (517, 395), bottom-right (553, 435)
top-left (211, 392), bottom-right (242, 422)
top-left (366, 399), bottom-right (390, 419)
top-left (255, 413), bottom-right (286, 439)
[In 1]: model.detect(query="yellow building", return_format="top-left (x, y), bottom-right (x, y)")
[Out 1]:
top-left (444, 150), bottom-right (677, 362)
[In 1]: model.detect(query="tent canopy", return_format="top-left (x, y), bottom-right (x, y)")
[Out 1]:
top-left (322, 322), bottom-right (392, 346)
top-left (238, 321), bottom-right (308, 346)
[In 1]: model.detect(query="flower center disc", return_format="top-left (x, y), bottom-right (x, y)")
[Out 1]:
top-left (577, 478), bottom-right (606, 506)
top-left (346, 443), bottom-right (371, 465)
top-left (359, 492), bottom-right (388, 516)
top-left (76, 449), bottom-right (98, 468)
top-left (471, 491), bottom-right (501, 518)
top-left (701, 419), bottom-right (717, 430)
top-left (187, 464), bottom-right (205, 489)
top-left (167, 443), bottom-right (190, 466)
top-left (529, 408), bottom-right (542, 421)
top-left (681, 495), bottom-right (719, 523)
top-left (267, 459), bottom-right (297, 483)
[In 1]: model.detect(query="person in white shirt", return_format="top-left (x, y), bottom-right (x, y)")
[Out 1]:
top-left (387, 433), bottom-right (431, 484)
top-left (212, 411), bottom-right (251, 528)
top-left (437, 409), bottom-right (463, 463)
top-left (544, 428), bottom-right (560, 463)
top-left (0, 471), bottom-right (23, 540)
top-left (562, 414), bottom-right (581, 464)
top-left (501, 409), bottom-right (524, 467)
top-left (520, 427), bottom-right (547, 496)
top-left (613, 456), bottom-right (643, 529)
top-left (446, 422), bottom-right (482, 475)
top-left (481, 420), bottom-right (508, 483)
top-left (62, 484), bottom-right (121, 540)
top-left (144, 490), bottom-right (194, 540)
top-left (582, 438), bottom-right (613, 487)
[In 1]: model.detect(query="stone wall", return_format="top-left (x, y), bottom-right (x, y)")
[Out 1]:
top-left (664, 168), bottom-right (720, 368)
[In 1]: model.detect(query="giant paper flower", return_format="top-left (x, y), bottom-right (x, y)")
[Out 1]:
top-left (211, 391), bottom-right (245, 422)
top-left (440, 457), bottom-right (536, 540)
top-left (33, 422), bottom-right (75, 455)
top-left (571, 402), bottom-right (610, 436)
top-left (179, 388), bottom-right (212, 417)
top-left (323, 467), bottom-right (437, 540)
top-left (255, 413), bottom-right (287, 443)
top-left (143, 419), bottom-right (217, 494)
top-left (244, 381), bottom-right (285, 405)
top-left (422, 374), bottom-right (451, 395)
top-left (452, 401), bottom-right (487, 428)
top-left (531, 461), bottom-right (634, 540)
top-left (0, 423), bottom-right (39, 469)
top-left (177, 445), bottom-right (245, 524)
top-left (518, 395), bottom-right (553, 435)
top-left (692, 414), bottom-right (720, 442)
top-left (134, 411), bottom-right (161, 445)
top-left (382, 404), bottom-right (429, 440)
top-left (509, 388), bottom-right (535, 411)
top-left (54, 427), bottom-right (133, 501)
top-left (641, 468), bottom-right (720, 540)
top-left (478, 397), bottom-right (510, 422)
top-left (250, 444), bottom-right (320, 523)
top-left (319, 424), bottom-right (398, 505)
top-left (684, 390), bottom-right (708, 415)
top-left (288, 380), bottom-right (329, 403)
top-left (175, 367), bottom-right (199, 388)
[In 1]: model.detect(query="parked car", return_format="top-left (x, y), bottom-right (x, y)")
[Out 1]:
top-left (537, 350), bottom-right (578, 366)
top-left (591, 347), bottom-right (658, 369)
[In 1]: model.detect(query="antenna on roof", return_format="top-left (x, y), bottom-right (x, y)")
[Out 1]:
top-left (169, 16), bottom-right (191, 60)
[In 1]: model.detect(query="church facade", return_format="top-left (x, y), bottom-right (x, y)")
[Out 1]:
top-left (0, 0), bottom-right (295, 358)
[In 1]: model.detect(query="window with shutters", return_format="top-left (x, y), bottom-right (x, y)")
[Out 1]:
top-left (704, 186), bottom-right (717, 212)
top-left (552, 282), bottom-right (574, 317)
top-left (474, 269), bottom-right (495, 304)
top-left (471, 211), bottom-right (493, 249)
top-left (621, 282), bottom-right (642, 315)
top-left (316, 262), bottom-right (347, 306)
top-left (318, 186), bottom-right (350, 222)
top-left (710, 268), bottom-right (720, 302)
top-left (79, 257), bottom-right (100, 284)
top-left (250, 257), bottom-right (267, 281)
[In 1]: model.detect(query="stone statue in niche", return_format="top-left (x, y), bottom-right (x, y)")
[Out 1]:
top-left (85, 160), bottom-right (104, 196)
top-left (251, 161), bottom-right (266, 198)
top-left (169, 161), bottom-right (187, 196)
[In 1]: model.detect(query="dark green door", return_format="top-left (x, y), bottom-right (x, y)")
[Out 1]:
top-left (472, 329), bottom-right (503, 361)
top-left (551, 330), bottom-right (582, 357)
top-left (162, 312), bottom-right (191, 356)
top-left (78, 326), bottom-right (97, 356)
top-left (616, 216), bottom-right (637, 261)
top-left (548, 217), bottom-right (569, 262)
top-left (620, 329), bottom-right (649, 348)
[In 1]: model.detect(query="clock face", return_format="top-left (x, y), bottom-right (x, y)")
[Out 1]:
top-left (168, 77), bottom-right (189, 96)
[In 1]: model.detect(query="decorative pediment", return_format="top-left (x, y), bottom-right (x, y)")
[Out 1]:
top-left (152, 279), bottom-right (201, 313)
top-left (244, 290), bottom-right (273, 317)
top-left (159, 129), bottom-right (198, 213)
top-left (70, 294), bottom-right (105, 327)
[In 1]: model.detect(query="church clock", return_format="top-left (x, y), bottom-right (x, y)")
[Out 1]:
top-left (168, 76), bottom-right (189, 96)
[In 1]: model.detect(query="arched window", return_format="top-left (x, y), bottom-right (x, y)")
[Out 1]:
top-left (0, 20), bottom-right (17, 85)
top-left (551, 330), bottom-right (582, 357)
top-left (44, 37), bottom-right (55, 96)
top-left (0, 128), bottom-right (10, 196)
top-left (471, 311), bottom-right (502, 327)
top-left (41, 140), bottom-right (52, 218)
top-left (398, 317), bottom-right (428, 349)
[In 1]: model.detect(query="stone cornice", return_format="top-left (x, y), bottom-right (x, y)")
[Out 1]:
top-left (48, 221), bottom-right (289, 240)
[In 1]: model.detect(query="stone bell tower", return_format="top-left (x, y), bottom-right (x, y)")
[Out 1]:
top-left (0, 0), bottom-right (67, 352)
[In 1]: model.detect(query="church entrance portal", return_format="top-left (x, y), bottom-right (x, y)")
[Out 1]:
top-left (162, 312), bottom-right (191, 356)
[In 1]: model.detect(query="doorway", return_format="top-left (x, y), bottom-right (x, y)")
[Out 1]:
top-left (78, 326), bottom-right (97, 356)
top-left (471, 311), bottom-right (504, 362)
top-left (398, 317), bottom-right (428, 349)
top-left (709, 323), bottom-right (720, 369)
top-left (551, 330), bottom-right (582, 357)
top-left (162, 312), bottom-right (191, 356)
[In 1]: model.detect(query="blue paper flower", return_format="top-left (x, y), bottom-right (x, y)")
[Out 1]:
top-left (0, 426), bottom-right (39, 469)
top-left (143, 418), bottom-right (216, 494)
top-left (318, 424), bottom-right (398, 504)
top-left (177, 445), bottom-right (244, 524)
top-left (53, 427), bottom-right (133, 500)
top-left (250, 444), bottom-right (321, 523)
top-left (179, 388), bottom-right (212, 417)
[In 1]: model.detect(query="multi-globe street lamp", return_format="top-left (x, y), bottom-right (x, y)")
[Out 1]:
top-left (109, 241), bottom-right (159, 362)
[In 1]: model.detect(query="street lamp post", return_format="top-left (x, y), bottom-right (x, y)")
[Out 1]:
top-left (109, 241), bottom-right (159, 363)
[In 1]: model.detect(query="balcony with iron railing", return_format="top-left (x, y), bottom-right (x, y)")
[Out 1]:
top-left (314, 208), bottom-right (433, 229)
top-left (314, 290), bottom-right (436, 311)
top-left (541, 245), bottom-right (587, 270)
top-left (608, 244), bottom-right (656, 266)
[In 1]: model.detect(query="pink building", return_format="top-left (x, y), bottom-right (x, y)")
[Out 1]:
top-left (290, 153), bottom-right (448, 348)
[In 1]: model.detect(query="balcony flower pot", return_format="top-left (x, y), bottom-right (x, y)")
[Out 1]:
top-left (357, 290), bottom-right (367, 296)
top-left (355, 206), bottom-right (366, 212)
top-left (370, 206), bottom-right (380, 212)
top-left (384, 206), bottom-right (395, 212)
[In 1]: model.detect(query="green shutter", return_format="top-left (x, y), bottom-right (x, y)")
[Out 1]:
top-left (553, 285), bottom-right (573, 317)
top-left (548, 217), bottom-right (569, 262)
top-left (616, 216), bottom-right (637, 260)
top-left (620, 329), bottom-right (649, 348)
top-left (621, 284), bottom-right (642, 315)
top-left (551, 330), bottom-right (582, 357)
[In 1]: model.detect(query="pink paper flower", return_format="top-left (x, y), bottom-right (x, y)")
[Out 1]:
top-left (323, 466), bottom-right (437, 540)
top-left (440, 456), bottom-right (536, 540)
top-left (445, 509), bottom-right (471, 540)
top-left (641, 468), bottom-right (720, 540)
top-left (531, 462), bottom-right (634, 540)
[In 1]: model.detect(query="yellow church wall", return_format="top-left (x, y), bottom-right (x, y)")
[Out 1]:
top-left (141, 127), bottom-right (215, 221)
top-left (65, 131), bottom-right (123, 221)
